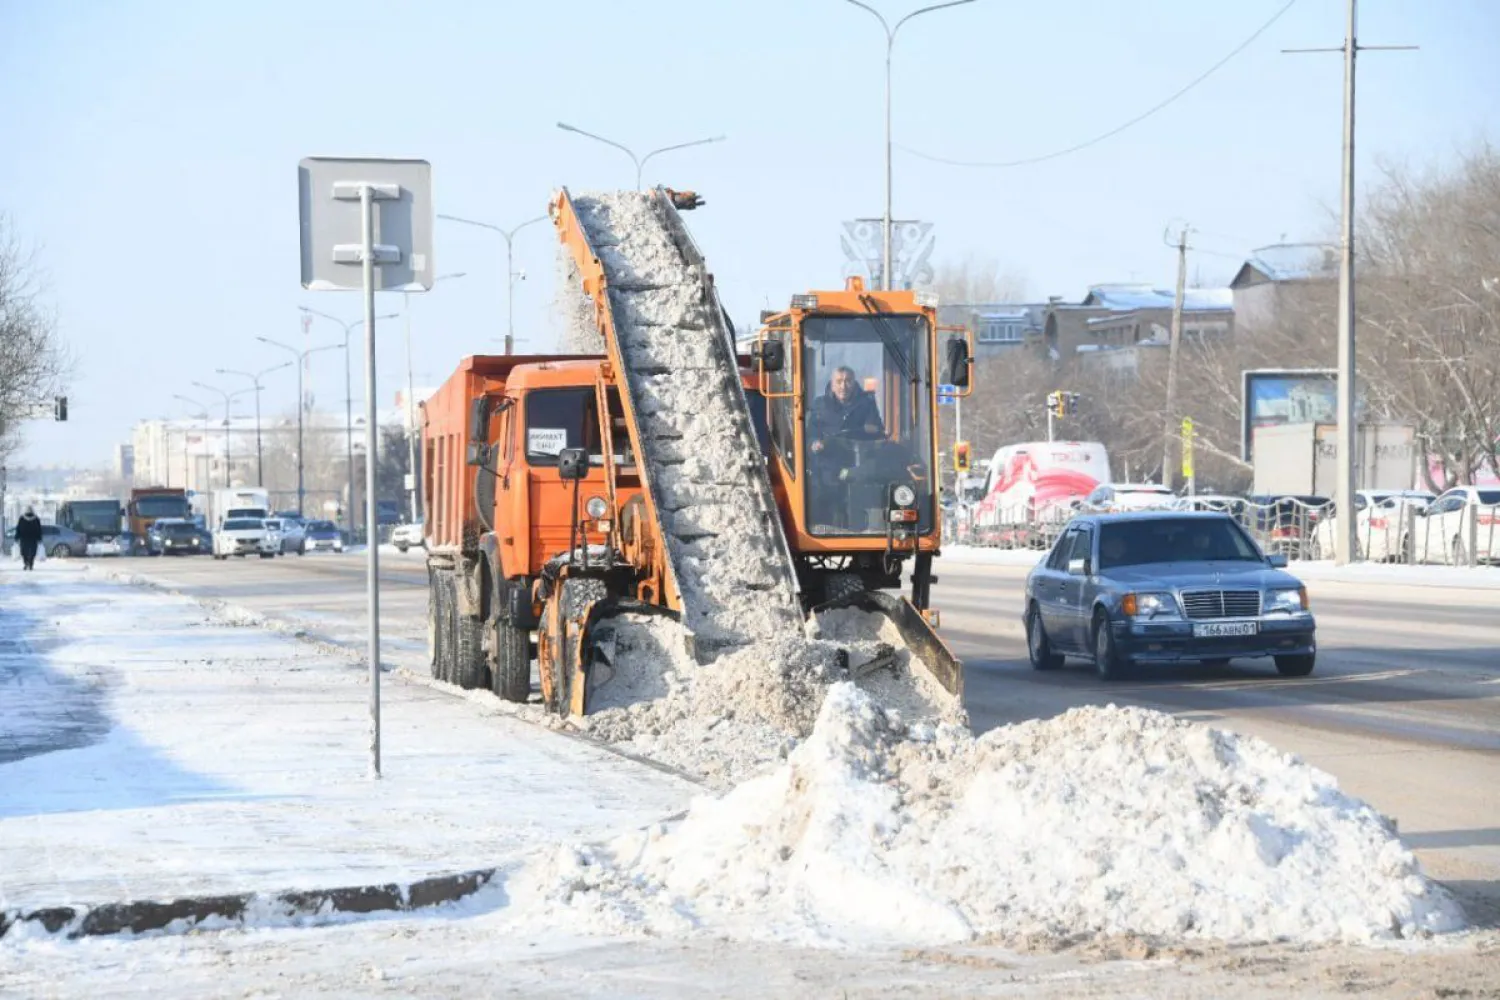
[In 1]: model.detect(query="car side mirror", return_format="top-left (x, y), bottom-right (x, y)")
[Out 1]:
top-left (943, 337), bottom-right (971, 389)
top-left (1067, 557), bottom-right (1088, 576)
top-left (1266, 553), bottom-right (1288, 568)
top-left (558, 447), bottom-right (589, 481)
top-left (751, 338), bottom-right (784, 374)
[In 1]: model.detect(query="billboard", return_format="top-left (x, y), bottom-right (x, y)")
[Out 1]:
top-left (1241, 368), bottom-right (1338, 461)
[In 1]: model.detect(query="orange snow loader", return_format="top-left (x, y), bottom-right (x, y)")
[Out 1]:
top-left (420, 187), bottom-right (970, 716)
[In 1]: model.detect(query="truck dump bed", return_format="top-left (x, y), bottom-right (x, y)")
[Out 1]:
top-left (555, 190), bottom-right (802, 654)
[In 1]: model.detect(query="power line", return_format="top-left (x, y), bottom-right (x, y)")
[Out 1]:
top-left (896, 0), bottom-right (1301, 169)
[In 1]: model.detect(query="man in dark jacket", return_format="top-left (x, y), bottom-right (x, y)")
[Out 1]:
top-left (15, 506), bottom-right (43, 571)
top-left (807, 367), bottom-right (885, 528)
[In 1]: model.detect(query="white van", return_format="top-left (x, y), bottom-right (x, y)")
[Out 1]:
top-left (970, 441), bottom-right (1111, 546)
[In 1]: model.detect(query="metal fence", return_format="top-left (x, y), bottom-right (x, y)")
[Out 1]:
top-left (943, 497), bottom-right (1500, 568)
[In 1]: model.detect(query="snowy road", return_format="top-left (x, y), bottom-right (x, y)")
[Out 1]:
top-left (121, 549), bottom-right (1500, 929)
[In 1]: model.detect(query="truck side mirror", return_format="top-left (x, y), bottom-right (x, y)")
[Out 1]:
top-left (943, 337), bottom-right (971, 388)
top-left (468, 397), bottom-right (490, 443)
top-left (558, 447), bottom-right (589, 481)
top-left (465, 442), bottom-right (488, 467)
top-left (752, 338), bottom-right (784, 374)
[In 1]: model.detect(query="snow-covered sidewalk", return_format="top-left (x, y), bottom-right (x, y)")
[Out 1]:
top-left (0, 563), bottom-right (695, 915)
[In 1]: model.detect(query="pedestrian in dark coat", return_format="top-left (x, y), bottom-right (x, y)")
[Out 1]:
top-left (15, 506), bottom-right (43, 571)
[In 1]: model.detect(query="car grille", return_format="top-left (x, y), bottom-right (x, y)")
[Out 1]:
top-left (1179, 589), bottom-right (1261, 619)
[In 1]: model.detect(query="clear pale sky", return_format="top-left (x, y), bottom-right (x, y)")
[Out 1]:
top-left (3, 0), bottom-right (1496, 467)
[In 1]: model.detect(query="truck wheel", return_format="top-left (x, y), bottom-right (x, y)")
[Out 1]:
top-left (427, 568), bottom-right (446, 681)
top-left (492, 586), bottom-right (531, 704)
top-left (449, 577), bottom-right (490, 692)
top-left (819, 572), bottom-right (864, 604)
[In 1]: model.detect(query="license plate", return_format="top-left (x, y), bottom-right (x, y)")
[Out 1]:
top-left (1193, 622), bottom-right (1258, 638)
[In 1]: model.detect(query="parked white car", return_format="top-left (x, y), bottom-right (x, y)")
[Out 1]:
top-left (1083, 483), bottom-right (1176, 513)
top-left (1407, 486), bottom-right (1500, 565)
top-left (390, 520), bottom-right (425, 553)
top-left (1309, 490), bottom-right (1435, 561)
top-left (212, 517), bottom-right (278, 560)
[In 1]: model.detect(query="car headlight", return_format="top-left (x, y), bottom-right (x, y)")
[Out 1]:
top-left (892, 484), bottom-right (917, 507)
top-left (1266, 587), bottom-right (1308, 613)
top-left (585, 496), bottom-right (609, 519)
top-left (1122, 592), bottom-right (1178, 618)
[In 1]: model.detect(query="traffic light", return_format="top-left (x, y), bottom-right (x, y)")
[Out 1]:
top-left (1049, 391), bottom-right (1066, 418)
top-left (54, 396), bottom-right (67, 421)
top-left (954, 441), bottom-right (971, 473)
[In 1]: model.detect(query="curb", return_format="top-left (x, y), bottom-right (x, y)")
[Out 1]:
top-left (0, 867), bottom-right (497, 941)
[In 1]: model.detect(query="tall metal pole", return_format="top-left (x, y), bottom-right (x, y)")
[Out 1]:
top-left (883, 32), bottom-right (894, 290)
top-left (843, 1), bottom-right (975, 291)
top-left (506, 237), bottom-right (516, 355)
top-left (344, 322), bottom-right (355, 532)
top-left (1333, 0), bottom-right (1358, 566)
top-left (296, 359), bottom-right (305, 513)
top-left (1161, 226), bottom-right (1189, 490)
top-left (405, 292), bottom-right (419, 519)
top-left (1284, 0), bottom-right (1415, 565)
top-left (360, 183), bottom-right (382, 778)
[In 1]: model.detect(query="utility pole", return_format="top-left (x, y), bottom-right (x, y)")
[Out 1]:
top-left (1285, 0), bottom-right (1415, 565)
top-left (1161, 225), bottom-right (1190, 491)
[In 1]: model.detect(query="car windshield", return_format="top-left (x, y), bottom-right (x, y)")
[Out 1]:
top-left (162, 523), bottom-right (198, 536)
top-left (135, 495), bottom-right (190, 518)
top-left (264, 520), bottom-right (282, 530)
top-left (1475, 490), bottom-right (1500, 505)
top-left (63, 501), bottom-right (120, 534)
top-left (1098, 517), bottom-right (1263, 569)
top-left (307, 521), bottom-right (336, 532)
top-left (800, 313), bottom-right (934, 537)
top-left (223, 519), bottom-right (262, 531)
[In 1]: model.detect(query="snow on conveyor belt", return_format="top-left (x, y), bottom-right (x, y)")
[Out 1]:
top-left (571, 192), bottom-right (803, 654)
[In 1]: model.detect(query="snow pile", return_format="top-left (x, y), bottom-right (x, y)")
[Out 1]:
top-left (579, 612), bottom-right (961, 787)
top-left (569, 191), bottom-right (803, 654)
top-left (522, 684), bottom-right (1465, 948)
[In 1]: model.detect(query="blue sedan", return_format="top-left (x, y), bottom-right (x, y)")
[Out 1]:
top-left (1023, 511), bottom-right (1317, 679)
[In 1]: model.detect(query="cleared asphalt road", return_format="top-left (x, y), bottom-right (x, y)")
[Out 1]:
top-left (118, 549), bottom-right (1500, 927)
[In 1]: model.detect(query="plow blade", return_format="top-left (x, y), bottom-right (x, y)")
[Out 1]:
top-left (575, 598), bottom-right (687, 717)
top-left (811, 590), bottom-right (964, 701)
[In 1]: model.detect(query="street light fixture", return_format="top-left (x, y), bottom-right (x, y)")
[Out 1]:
top-left (216, 362), bottom-right (293, 488)
top-left (299, 307), bottom-right (400, 534)
top-left (555, 122), bottom-right (726, 190)
top-left (842, 0), bottom-right (976, 290)
top-left (257, 336), bottom-right (342, 517)
top-left (192, 381), bottom-right (255, 488)
top-left (439, 213), bottom-right (551, 355)
top-left (399, 271), bottom-right (466, 520)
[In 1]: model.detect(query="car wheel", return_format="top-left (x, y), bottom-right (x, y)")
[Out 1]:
top-left (1092, 610), bottom-right (1126, 681)
top-left (396, 543), bottom-right (409, 553)
top-left (1274, 653), bottom-right (1315, 677)
top-left (50, 544), bottom-right (71, 558)
top-left (1025, 603), bottom-right (1064, 671)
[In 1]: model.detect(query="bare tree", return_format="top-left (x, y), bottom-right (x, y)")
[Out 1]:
top-left (0, 217), bottom-right (71, 460)
top-left (923, 252), bottom-right (1030, 304)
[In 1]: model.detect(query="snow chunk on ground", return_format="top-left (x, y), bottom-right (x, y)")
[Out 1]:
top-left (521, 685), bottom-right (1465, 948)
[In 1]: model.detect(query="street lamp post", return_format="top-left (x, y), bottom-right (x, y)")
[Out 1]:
top-left (257, 336), bottom-right (342, 517)
top-left (172, 394), bottom-right (212, 492)
top-left (555, 122), bottom-right (726, 190)
top-left (216, 362), bottom-right (293, 488)
top-left (439, 213), bottom-right (551, 355)
top-left (192, 382), bottom-right (255, 488)
top-left (400, 272), bottom-right (466, 520)
top-left (300, 308), bottom-right (399, 534)
top-left (842, 0), bottom-right (976, 290)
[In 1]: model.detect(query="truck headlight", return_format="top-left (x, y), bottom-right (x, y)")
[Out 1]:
top-left (1122, 592), bottom-right (1178, 618)
top-left (892, 484), bottom-right (916, 508)
top-left (1266, 587), bottom-right (1308, 613)
top-left (586, 496), bottom-right (609, 519)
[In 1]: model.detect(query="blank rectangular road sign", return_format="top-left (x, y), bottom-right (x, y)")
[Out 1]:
top-left (299, 157), bottom-right (433, 292)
